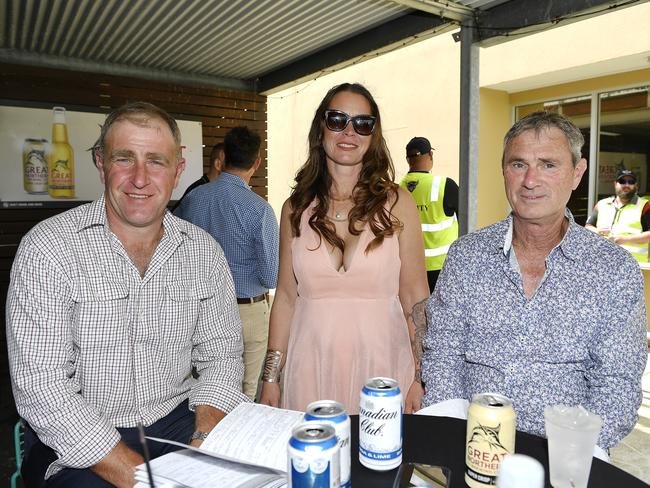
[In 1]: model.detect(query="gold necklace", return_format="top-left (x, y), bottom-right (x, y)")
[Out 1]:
top-left (330, 193), bottom-right (352, 221)
top-left (331, 195), bottom-right (352, 202)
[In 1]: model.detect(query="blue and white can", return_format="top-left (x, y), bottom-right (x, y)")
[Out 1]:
top-left (288, 422), bottom-right (340, 488)
top-left (305, 400), bottom-right (351, 488)
top-left (359, 376), bottom-right (402, 471)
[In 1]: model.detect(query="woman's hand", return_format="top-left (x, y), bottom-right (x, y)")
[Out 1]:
top-left (259, 381), bottom-right (281, 407)
top-left (404, 381), bottom-right (424, 414)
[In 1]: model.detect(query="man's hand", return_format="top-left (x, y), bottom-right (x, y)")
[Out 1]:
top-left (190, 404), bottom-right (227, 448)
top-left (90, 441), bottom-right (143, 488)
top-left (610, 235), bottom-right (628, 244)
top-left (404, 381), bottom-right (424, 414)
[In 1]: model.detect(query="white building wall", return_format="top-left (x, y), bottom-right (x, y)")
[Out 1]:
top-left (267, 33), bottom-right (461, 218)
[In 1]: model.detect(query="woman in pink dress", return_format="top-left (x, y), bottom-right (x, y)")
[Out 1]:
top-left (259, 83), bottom-right (429, 414)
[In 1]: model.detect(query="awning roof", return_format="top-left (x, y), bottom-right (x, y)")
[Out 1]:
top-left (1, 0), bottom-right (645, 94)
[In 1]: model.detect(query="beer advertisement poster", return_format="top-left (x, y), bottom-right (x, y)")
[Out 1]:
top-left (0, 104), bottom-right (203, 207)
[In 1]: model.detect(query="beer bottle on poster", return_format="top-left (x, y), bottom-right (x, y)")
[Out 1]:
top-left (48, 106), bottom-right (75, 198)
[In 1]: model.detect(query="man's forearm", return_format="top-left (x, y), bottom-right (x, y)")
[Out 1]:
top-left (90, 441), bottom-right (144, 488)
top-left (612, 230), bottom-right (650, 244)
top-left (190, 404), bottom-right (227, 446)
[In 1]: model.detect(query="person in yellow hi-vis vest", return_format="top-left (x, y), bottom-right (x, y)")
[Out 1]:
top-left (586, 169), bottom-right (650, 263)
top-left (400, 137), bottom-right (459, 292)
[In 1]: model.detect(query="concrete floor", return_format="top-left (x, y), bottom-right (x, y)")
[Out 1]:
top-left (610, 351), bottom-right (650, 484)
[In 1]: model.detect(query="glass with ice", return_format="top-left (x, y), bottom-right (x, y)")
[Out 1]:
top-left (544, 405), bottom-right (602, 488)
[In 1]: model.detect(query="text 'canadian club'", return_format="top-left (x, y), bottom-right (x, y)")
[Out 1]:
top-left (359, 377), bottom-right (402, 471)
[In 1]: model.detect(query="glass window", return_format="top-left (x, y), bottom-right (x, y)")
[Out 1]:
top-left (597, 87), bottom-right (650, 203)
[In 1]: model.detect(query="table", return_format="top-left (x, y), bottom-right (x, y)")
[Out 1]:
top-left (349, 414), bottom-right (648, 488)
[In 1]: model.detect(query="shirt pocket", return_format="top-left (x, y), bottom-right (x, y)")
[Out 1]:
top-left (72, 281), bottom-right (129, 350)
top-left (159, 279), bottom-right (216, 345)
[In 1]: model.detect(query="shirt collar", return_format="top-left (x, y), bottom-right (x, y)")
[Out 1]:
top-left (76, 194), bottom-right (107, 232)
top-left (76, 194), bottom-right (193, 242)
top-left (611, 194), bottom-right (639, 207)
top-left (220, 171), bottom-right (251, 189)
top-left (500, 208), bottom-right (580, 262)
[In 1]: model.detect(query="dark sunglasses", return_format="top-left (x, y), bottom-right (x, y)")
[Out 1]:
top-left (618, 178), bottom-right (636, 185)
top-left (324, 110), bottom-right (376, 136)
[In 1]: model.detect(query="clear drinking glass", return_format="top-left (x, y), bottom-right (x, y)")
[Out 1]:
top-left (544, 405), bottom-right (602, 488)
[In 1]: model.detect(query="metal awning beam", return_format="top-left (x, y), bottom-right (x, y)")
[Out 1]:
top-left (257, 11), bottom-right (449, 94)
top-left (390, 0), bottom-right (473, 22)
top-left (0, 49), bottom-right (253, 92)
top-left (475, 0), bottom-right (646, 43)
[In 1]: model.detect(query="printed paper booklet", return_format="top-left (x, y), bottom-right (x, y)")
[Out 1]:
top-left (134, 403), bottom-right (305, 488)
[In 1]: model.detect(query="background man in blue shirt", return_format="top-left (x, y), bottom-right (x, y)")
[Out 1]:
top-left (171, 142), bottom-right (225, 212)
top-left (175, 127), bottom-right (279, 400)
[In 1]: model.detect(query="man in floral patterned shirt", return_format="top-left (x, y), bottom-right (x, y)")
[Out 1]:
top-left (422, 111), bottom-right (647, 450)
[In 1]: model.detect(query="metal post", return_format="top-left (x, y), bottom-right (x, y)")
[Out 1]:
top-left (587, 92), bottom-right (600, 213)
top-left (458, 18), bottom-right (480, 235)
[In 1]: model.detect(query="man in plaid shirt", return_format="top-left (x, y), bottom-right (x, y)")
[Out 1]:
top-left (7, 102), bottom-right (248, 487)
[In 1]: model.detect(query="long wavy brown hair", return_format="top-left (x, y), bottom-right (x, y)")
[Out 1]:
top-left (289, 83), bottom-right (402, 253)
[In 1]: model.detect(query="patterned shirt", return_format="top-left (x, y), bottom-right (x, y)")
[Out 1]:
top-left (6, 196), bottom-right (248, 478)
top-left (422, 211), bottom-right (647, 449)
top-left (174, 172), bottom-right (279, 298)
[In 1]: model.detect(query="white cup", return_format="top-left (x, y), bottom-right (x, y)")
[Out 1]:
top-left (496, 454), bottom-right (544, 488)
top-left (544, 405), bottom-right (602, 488)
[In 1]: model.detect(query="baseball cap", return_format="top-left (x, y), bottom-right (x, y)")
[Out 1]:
top-left (406, 137), bottom-right (433, 158)
top-left (616, 169), bottom-right (637, 182)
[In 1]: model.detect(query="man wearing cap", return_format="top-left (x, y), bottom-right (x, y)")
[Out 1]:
top-left (586, 169), bottom-right (650, 262)
top-left (400, 137), bottom-right (459, 293)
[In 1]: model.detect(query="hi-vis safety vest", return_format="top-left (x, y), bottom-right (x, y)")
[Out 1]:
top-left (595, 196), bottom-right (649, 262)
top-left (399, 173), bottom-right (458, 271)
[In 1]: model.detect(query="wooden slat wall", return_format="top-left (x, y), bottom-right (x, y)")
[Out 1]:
top-left (0, 62), bottom-right (267, 420)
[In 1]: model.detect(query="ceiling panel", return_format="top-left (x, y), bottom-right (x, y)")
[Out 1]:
top-left (1, 0), bottom-right (410, 83)
top-left (1, 0), bottom-right (643, 93)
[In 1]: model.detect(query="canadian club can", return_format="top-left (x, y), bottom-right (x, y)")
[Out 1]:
top-left (288, 422), bottom-right (340, 488)
top-left (359, 377), bottom-right (402, 471)
top-left (465, 393), bottom-right (516, 487)
top-left (305, 400), bottom-right (351, 488)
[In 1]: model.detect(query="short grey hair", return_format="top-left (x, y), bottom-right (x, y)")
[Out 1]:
top-left (503, 111), bottom-right (585, 167)
top-left (91, 101), bottom-right (181, 165)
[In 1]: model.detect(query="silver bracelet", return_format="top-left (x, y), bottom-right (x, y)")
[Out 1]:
top-left (262, 349), bottom-right (284, 383)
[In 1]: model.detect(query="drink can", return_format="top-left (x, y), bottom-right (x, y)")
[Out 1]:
top-left (288, 422), bottom-right (340, 488)
top-left (359, 377), bottom-right (402, 471)
top-left (305, 400), bottom-right (351, 488)
top-left (23, 138), bottom-right (48, 194)
top-left (465, 392), bottom-right (516, 488)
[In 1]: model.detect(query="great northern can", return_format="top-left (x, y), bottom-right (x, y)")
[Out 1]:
top-left (23, 138), bottom-right (48, 194)
top-left (359, 377), bottom-right (402, 471)
top-left (305, 400), bottom-right (351, 488)
top-left (288, 422), bottom-right (340, 488)
top-left (465, 392), bottom-right (516, 487)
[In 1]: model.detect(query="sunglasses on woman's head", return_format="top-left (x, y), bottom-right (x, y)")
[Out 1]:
top-left (324, 110), bottom-right (376, 136)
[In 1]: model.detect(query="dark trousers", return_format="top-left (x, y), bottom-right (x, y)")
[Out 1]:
top-left (427, 269), bottom-right (441, 294)
top-left (22, 400), bottom-right (195, 488)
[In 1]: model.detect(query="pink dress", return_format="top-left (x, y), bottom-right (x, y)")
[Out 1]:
top-left (281, 205), bottom-right (415, 414)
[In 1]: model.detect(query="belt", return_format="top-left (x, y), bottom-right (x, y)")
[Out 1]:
top-left (236, 294), bottom-right (266, 304)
